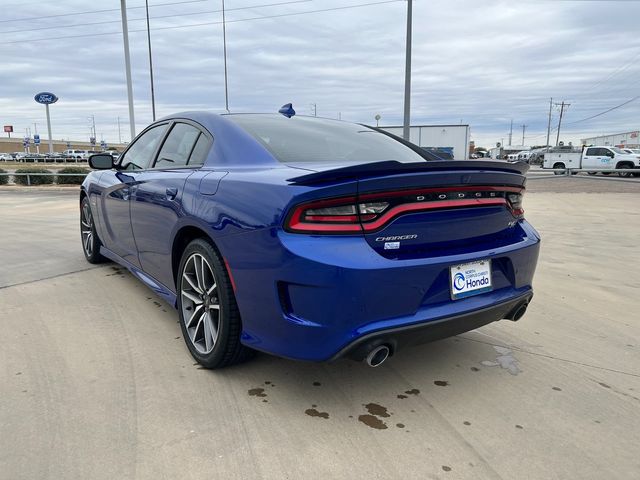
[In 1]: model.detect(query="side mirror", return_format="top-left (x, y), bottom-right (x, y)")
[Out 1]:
top-left (89, 153), bottom-right (114, 170)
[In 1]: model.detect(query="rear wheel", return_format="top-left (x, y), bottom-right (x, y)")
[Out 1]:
top-left (617, 164), bottom-right (632, 178)
top-left (553, 162), bottom-right (565, 175)
top-left (80, 196), bottom-right (106, 264)
top-left (587, 171), bottom-right (597, 176)
top-left (177, 239), bottom-right (253, 369)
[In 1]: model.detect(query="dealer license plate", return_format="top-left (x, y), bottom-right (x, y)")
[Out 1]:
top-left (450, 260), bottom-right (492, 300)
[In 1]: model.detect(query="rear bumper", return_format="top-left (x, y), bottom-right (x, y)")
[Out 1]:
top-left (216, 220), bottom-right (540, 362)
top-left (330, 291), bottom-right (533, 361)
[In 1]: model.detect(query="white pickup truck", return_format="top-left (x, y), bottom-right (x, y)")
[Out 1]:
top-left (543, 146), bottom-right (640, 176)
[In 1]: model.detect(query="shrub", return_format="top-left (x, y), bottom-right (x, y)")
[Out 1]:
top-left (0, 168), bottom-right (7, 185)
top-left (14, 167), bottom-right (54, 185)
top-left (56, 167), bottom-right (90, 185)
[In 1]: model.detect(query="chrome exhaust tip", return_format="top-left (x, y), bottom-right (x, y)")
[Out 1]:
top-left (365, 345), bottom-right (391, 367)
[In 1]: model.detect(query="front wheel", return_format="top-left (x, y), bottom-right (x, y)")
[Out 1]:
top-left (80, 196), bottom-right (106, 264)
top-left (177, 239), bottom-right (253, 369)
top-left (587, 171), bottom-right (597, 176)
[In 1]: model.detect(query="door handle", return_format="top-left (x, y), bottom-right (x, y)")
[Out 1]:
top-left (165, 187), bottom-right (178, 200)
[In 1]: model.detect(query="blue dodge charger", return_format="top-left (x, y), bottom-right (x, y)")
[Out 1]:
top-left (80, 111), bottom-right (540, 368)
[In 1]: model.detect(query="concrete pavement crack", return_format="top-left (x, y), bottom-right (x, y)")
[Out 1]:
top-left (0, 266), bottom-right (106, 290)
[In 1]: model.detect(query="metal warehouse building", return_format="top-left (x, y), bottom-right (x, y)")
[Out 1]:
top-left (581, 130), bottom-right (640, 148)
top-left (380, 124), bottom-right (470, 160)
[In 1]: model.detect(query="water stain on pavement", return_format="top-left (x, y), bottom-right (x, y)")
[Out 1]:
top-left (396, 423), bottom-right (405, 428)
top-left (358, 414), bottom-right (387, 430)
top-left (305, 408), bottom-right (329, 419)
top-left (434, 380), bottom-right (449, 387)
top-left (397, 394), bottom-right (408, 399)
top-left (442, 466), bottom-right (452, 472)
top-left (552, 386), bottom-right (562, 391)
top-left (248, 388), bottom-right (267, 398)
top-left (312, 381), bottom-right (321, 386)
top-left (364, 403), bottom-right (390, 418)
top-left (404, 388), bottom-right (420, 395)
top-left (470, 366), bottom-right (480, 372)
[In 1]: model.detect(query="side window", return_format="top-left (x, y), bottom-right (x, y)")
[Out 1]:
top-left (603, 149), bottom-right (614, 157)
top-left (154, 123), bottom-right (201, 168)
top-left (585, 148), bottom-right (597, 156)
top-left (120, 124), bottom-right (167, 170)
top-left (188, 133), bottom-right (211, 166)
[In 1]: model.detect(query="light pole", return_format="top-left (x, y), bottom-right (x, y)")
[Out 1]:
top-left (222, 0), bottom-right (230, 113)
top-left (145, 0), bottom-right (156, 121)
top-left (120, 0), bottom-right (136, 140)
top-left (402, 0), bottom-right (413, 141)
top-left (375, 114), bottom-right (381, 127)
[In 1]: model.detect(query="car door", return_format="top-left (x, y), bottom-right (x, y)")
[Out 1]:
top-left (582, 147), bottom-right (601, 169)
top-left (95, 123), bottom-right (169, 267)
top-left (129, 121), bottom-right (213, 289)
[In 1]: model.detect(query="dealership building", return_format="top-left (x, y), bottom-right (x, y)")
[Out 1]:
top-left (380, 124), bottom-right (470, 160)
top-left (581, 130), bottom-right (640, 148)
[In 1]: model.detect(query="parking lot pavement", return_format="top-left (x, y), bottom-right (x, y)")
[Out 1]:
top-left (1, 185), bottom-right (638, 479)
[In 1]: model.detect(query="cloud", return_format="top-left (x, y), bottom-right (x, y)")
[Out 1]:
top-left (0, 0), bottom-right (639, 148)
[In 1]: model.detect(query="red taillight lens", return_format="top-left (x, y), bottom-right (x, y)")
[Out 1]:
top-left (285, 186), bottom-right (524, 234)
top-left (507, 192), bottom-right (525, 218)
top-left (286, 198), bottom-right (390, 232)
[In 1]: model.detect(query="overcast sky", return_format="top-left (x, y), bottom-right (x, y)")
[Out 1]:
top-left (1, 0), bottom-right (639, 148)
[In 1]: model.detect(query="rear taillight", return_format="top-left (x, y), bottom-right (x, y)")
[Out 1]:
top-left (507, 192), bottom-right (525, 218)
top-left (285, 186), bottom-right (524, 234)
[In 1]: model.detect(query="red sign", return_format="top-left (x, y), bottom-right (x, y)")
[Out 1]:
top-left (3, 125), bottom-right (13, 133)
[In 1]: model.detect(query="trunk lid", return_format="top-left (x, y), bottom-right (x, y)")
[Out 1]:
top-left (286, 161), bottom-right (528, 259)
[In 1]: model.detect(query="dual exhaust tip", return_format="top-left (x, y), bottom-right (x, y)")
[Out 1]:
top-left (362, 301), bottom-right (529, 367)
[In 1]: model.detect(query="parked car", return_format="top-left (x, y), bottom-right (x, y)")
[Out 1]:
top-left (80, 112), bottom-right (540, 369)
top-left (543, 145), bottom-right (640, 176)
top-left (0, 153), bottom-right (13, 161)
top-left (63, 149), bottom-right (90, 159)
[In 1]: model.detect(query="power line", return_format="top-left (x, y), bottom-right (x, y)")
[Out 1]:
top-left (1, 0), bottom-right (403, 45)
top-left (565, 95), bottom-right (640, 125)
top-left (0, 0), bottom-right (209, 24)
top-left (1, 0), bottom-right (313, 35)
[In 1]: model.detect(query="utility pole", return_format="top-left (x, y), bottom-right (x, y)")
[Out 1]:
top-left (310, 103), bottom-right (317, 117)
top-left (554, 101), bottom-right (570, 146)
top-left (145, 0), bottom-right (156, 121)
top-left (508, 119), bottom-right (513, 146)
top-left (222, 0), bottom-right (230, 113)
top-left (545, 97), bottom-right (553, 151)
top-left (521, 124), bottom-right (527, 146)
top-left (117, 117), bottom-right (122, 145)
top-left (120, 0), bottom-right (136, 140)
top-left (402, 0), bottom-right (412, 141)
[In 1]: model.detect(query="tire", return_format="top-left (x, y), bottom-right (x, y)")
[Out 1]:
top-left (602, 172), bottom-right (612, 175)
top-left (553, 163), bottom-right (565, 175)
top-left (617, 164), bottom-right (632, 178)
top-left (587, 172), bottom-right (597, 176)
top-left (176, 238), bottom-right (253, 369)
top-left (80, 196), bottom-right (106, 264)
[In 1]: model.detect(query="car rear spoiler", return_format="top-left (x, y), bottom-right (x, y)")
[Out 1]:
top-left (287, 160), bottom-right (529, 185)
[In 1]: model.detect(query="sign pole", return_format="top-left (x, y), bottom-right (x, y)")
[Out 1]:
top-left (45, 104), bottom-right (53, 154)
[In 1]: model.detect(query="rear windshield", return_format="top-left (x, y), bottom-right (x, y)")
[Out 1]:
top-left (227, 114), bottom-right (426, 164)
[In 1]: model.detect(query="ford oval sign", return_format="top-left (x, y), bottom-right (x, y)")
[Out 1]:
top-left (34, 92), bottom-right (58, 104)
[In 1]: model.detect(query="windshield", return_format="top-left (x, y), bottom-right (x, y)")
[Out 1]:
top-left (227, 114), bottom-right (427, 164)
top-left (610, 147), bottom-right (626, 154)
